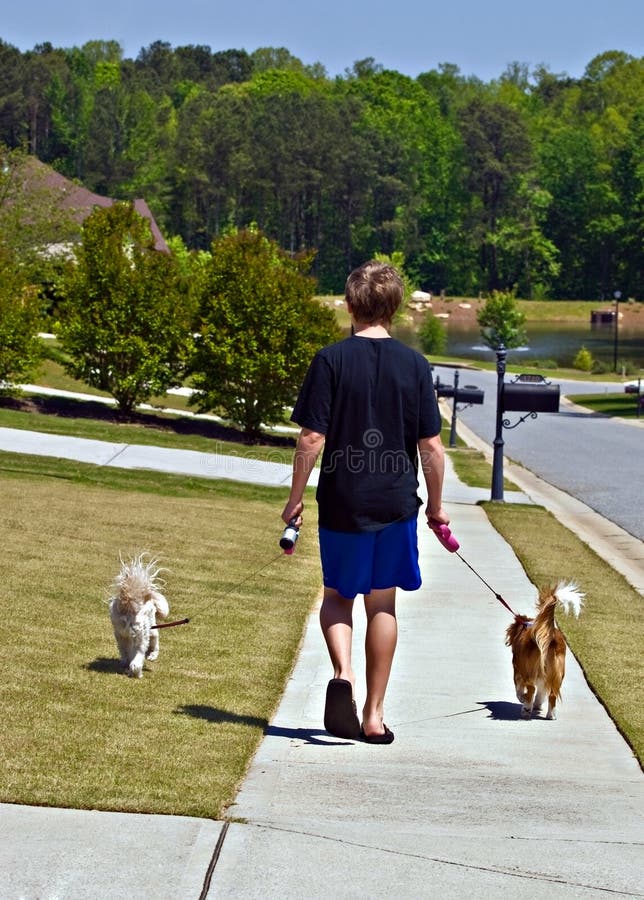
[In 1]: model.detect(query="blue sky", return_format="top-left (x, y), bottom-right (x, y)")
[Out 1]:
top-left (2, 0), bottom-right (643, 82)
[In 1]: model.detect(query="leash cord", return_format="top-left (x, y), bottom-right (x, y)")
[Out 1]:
top-left (151, 551), bottom-right (287, 629)
top-left (454, 551), bottom-right (520, 618)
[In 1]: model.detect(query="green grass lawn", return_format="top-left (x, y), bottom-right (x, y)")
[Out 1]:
top-left (567, 392), bottom-right (644, 419)
top-left (0, 396), bottom-right (298, 464)
top-left (485, 503), bottom-right (643, 765)
top-left (0, 341), bottom-right (641, 821)
top-left (0, 453), bottom-right (322, 819)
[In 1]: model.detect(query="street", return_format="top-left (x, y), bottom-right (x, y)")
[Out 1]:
top-left (433, 365), bottom-right (644, 542)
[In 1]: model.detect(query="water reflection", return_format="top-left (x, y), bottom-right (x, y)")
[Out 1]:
top-left (393, 320), bottom-right (644, 367)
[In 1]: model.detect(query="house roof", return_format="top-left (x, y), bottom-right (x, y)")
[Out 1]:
top-left (18, 157), bottom-right (170, 253)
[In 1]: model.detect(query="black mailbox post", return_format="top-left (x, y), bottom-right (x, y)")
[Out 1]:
top-left (435, 369), bottom-right (485, 447)
top-left (492, 349), bottom-right (561, 501)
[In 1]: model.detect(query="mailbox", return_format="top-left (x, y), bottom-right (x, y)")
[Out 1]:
top-left (457, 385), bottom-right (484, 405)
top-left (434, 379), bottom-right (484, 405)
top-left (434, 379), bottom-right (454, 399)
top-left (502, 375), bottom-right (560, 413)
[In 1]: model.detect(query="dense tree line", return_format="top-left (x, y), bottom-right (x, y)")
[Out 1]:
top-left (1, 38), bottom-right (643, 299)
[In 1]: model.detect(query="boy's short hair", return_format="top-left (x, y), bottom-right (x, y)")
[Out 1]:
top-left (345, 260), bottom-right (404, 325)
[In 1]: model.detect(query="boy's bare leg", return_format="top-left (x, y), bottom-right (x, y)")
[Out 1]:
top-left (319, 587), bottom-right (355, 690)
top-left (362, 588), bottom-right (397, 737)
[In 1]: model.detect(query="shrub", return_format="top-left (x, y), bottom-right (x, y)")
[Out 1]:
top-left (530, 358), bottom-right (558, 369)
top-left (477, 289), bottom-right (527, 350)
top-left (418, 311), bottom-right (447, 356)
top-left (573, 346), bottom-right (593, 372)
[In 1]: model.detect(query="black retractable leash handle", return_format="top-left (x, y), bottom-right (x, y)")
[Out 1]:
top-left (429, 522), bottom-right (520, 619)
top-left (279, 517), bottom-right (300, 555)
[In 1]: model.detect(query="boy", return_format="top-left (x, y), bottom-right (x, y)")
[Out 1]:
top-left (281, 261), bottom-right (449, 743)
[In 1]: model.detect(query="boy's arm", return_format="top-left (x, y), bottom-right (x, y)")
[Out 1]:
top-left (281, 427), bottom-right (325, 526)
top-left (418, 433), bottom-right (449, 527)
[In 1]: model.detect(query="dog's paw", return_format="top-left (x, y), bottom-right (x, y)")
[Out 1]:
top-left (127, 664), bottom-right (143, 678)
top-left (546, 708), bottom-right (557, 720)
top-left (520, 706), bottom-right (532, 720)
top-left (147, 649), bottom-right (159, 661)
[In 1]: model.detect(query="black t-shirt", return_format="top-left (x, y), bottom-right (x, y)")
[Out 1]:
top-left (291, 335), bottom-right (441, 532)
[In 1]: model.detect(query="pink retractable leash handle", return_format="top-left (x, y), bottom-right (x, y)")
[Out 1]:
top-left (430, 522), bottom-right (460, 552)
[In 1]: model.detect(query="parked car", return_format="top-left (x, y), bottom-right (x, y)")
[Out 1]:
top-left (623, 380), bottom-right (642, 393)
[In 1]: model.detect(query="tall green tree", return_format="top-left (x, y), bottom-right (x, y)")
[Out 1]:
top-left (477, 289), bottom-right (527, 349)
top-left (190, 227), bottom-right (340, 437)
top-left (0, 146), bottom-right (80, 278)
top-left (0, 245), bottom-right (44, 388)
top-left (58, 203), bottom-right (192, 415)
top-left (458, 96), bottom-right (534, 291)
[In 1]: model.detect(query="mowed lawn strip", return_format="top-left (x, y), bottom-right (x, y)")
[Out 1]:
top-left (0, 452), bottom-right (321, 819)
top-left (484, 502), bottom-right (643, 766)
top-left (0, 400), bottom-right (297, 463)
top-left (567, 392), bottom-right (643, 419)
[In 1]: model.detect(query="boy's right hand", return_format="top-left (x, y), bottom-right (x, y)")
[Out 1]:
top-left (281, 499), bottom-right (304, 528)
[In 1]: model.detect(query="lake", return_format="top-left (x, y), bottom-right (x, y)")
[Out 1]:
top-left (394, 320), bottom-right (644, 369)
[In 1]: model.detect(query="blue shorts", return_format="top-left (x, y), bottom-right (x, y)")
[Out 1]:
top-left (319, 515), bottom-right (421, 600)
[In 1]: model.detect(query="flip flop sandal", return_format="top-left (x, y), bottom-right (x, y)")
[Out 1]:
top-left (324, 678), bottom-right (361, 740)
top-left (359, 724), bottom-right (395, 744)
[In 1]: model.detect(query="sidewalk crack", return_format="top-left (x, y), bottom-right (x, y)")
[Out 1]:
top-left (199, 821), bottom-right (229, 900)
top-left (103, 445), bottom-right (130, 466)
top-left (242, 821), bottom-right (642, 897)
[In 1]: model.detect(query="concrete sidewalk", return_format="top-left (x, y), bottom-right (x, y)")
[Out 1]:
top-left (0, 429), bottom-right (642, 899)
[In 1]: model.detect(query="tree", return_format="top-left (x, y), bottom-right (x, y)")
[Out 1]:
top-left (0, 246), bottom-right (44, 389)
top-left (477, 289), bottom-right (527, 349)
top-left (190, 227), bottom-right (340, 438)
top-left (57, 202), bottom-right (192, 415)
top-left (573, 346), bottom-right (593, 371)
top-left (418, 311), bottom-right (447, 356)
top-left (0, 146), bottom-right (80, 280)
top-left (458, 96), bottom-right (534, 291)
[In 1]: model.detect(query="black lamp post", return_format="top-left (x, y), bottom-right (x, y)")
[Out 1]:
top-left (491, 344), bottom-right (507, 502)
top-left (613, 290), bottom-right (622, 373)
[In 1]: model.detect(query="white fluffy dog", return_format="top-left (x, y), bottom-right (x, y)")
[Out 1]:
top-left (109, 555), bottom-right (169, 678)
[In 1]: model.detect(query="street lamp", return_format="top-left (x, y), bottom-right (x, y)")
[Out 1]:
top-left (613, 290), bottom-right (622, 373)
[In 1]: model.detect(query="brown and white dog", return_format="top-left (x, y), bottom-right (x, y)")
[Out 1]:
top-left (505, 581), bottom-right (584, 719)
top-left (109, 555), bottom-right (169, 678)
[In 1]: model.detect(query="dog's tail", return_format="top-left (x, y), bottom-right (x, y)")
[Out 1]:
top-left (552, 581), bottom-right (584, 619)
top-left (532, 580), bottom-right (584, 654)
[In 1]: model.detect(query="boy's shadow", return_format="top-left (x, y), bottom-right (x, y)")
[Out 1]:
top-left (176, 705), bottom-right (351, 745)
top-left (265, 724), bottom-right (354, 746)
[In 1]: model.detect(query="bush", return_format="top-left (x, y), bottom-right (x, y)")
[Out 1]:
top-left (477, 289), bottom-right (527, 350)
top-left (418, 311), bottom-right (447, 356)
top-left (617, 359), bottom-right (638, 376)
top-left (573, 346), bottom-right (593, 372)
top-left (529, 358), bottom-right (558, 369)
